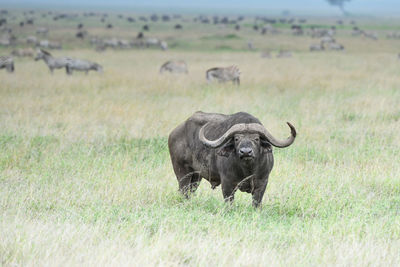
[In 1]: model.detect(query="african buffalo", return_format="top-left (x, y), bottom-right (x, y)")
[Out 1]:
top-left (168, 111), bottom-right (296, 207)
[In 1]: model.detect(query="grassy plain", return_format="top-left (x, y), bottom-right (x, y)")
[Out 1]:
top-left (1, 10), bottom-right (400, 266)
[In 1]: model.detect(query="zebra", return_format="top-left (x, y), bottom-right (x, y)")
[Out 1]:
top-left (206, 65), bottom-right (240, 85)
top-left (328, 42), bottom-right (345, 51)
top-left (38, 40), bottom-right (62, 50)
top-left (26, 35), bottom-right (38, 45)
top-left (160, 60), bottom-right (188, 74)
top-left (36, 27), bottom-right (49, 35)
top-left (34, 49), bottom-right (70, 74)
top-left (66, 59), bottom-right (103, 75)
top-left (0, 55), bottom-right (14, 72)
top-left (320, 36), bottom-right (335, 45)
top-left (310, 43), bottom-right (324, 52)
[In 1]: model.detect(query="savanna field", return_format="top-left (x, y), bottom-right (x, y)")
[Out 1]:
top-left (1, 10), bottom-right (400, 266)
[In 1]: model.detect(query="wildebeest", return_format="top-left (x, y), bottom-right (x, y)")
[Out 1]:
top-left (66, 59), bottom-right (103, 75)
top-left (168, 111), bottom-right (296, 207)
top-left (206, 65), bottom-right (240, 85)
top-left (34, 49), bottom-right (70, 74)
top-left (137, 32), bottom-right (144, 39)
top-left (0, 55), bottom-right (14, 72)
top-left (160, 60), bottom-right (188, 74)
top-left (76, 30), bottom-right (88, 39)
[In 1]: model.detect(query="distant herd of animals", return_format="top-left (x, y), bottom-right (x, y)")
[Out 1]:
top-left (0, 49), bottom-right (240, 84)
top-left (1, 9), bottom-right (400, 74)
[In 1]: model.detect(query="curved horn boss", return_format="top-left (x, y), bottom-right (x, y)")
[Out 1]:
top-left (199, 122), bottom-right (296, 148)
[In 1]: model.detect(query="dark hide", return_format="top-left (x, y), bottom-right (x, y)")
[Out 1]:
top-left (168, 111), bottom-right (295, 207)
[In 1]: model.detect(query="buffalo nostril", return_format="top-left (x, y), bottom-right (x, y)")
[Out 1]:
top-left (239, 148), bottom-right (253, 155)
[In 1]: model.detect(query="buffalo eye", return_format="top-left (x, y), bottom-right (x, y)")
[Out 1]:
top-left (254, 137), bottom-right (260, 142)
top-left (234, 136), bottom-right (240, 142)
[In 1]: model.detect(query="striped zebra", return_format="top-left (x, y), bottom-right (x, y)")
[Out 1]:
top-left (160, 60), bottom-right (188, 74)
top-left (0, 55), bottom-right (14, 73)
top-left (34, 49), bottom-right (70, 74)
top-left (66, 59), bottom-right (103, 75)
top-left (206, 65), bottom-right (240, 85)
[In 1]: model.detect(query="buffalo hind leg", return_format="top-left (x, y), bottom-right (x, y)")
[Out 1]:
top-left (177, 167), bottom-right (202, 198)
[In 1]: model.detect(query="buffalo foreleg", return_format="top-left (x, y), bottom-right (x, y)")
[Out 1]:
top-left (251, 178), bottom-right (269, 208)
top-left (221, 179), bottom-right (236, 204)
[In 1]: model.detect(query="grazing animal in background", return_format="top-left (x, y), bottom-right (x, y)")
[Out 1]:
top-left (320, 36), bottom-right (335, 45)
top-left (26, 35), bottom-right (37, 45)
top-left (66, 59), bottom-right (103, 75)
top-left (0, 55), bottom-right (14, 72)
top-left (34, 49), bottom-right (70, 74)
top-left (38, 40), bottom-right (62, 49)
top-left (145, 38), bottom-right (159, 48)
top-left (76, 30), bottom-right (88, 39)
top-left (11, 48), bottom-right (35, 57)
top-left (206, 65), bottom-right (240, 85)
top-left (160, 60), bottom-right (188, 74)
top-left (160, 41), bottom-right (168, 51)
top-left (247, 41), bottom-right (255, 50)
top-left (168, 111), bottom-right (296, 207)
top-left (36, 27), bottom-right (49, 35)
top-left (310, 43), bottom-right (324, 51)
top-left (328, 42), bottom-right (345, 51)
top-left (277, 50), bottom-right (292, 58)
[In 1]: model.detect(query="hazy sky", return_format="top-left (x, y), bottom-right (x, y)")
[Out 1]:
top-left (3, 0), bottom-right (400, 15)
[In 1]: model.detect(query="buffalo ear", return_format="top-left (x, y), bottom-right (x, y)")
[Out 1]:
top-left (217, 140), bottom-right (235, 157)
top-left (260, 139), bottom-right (273, 153)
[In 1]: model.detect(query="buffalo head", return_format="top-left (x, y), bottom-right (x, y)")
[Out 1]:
top-left (199, 122), bottom-right (296, 163)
